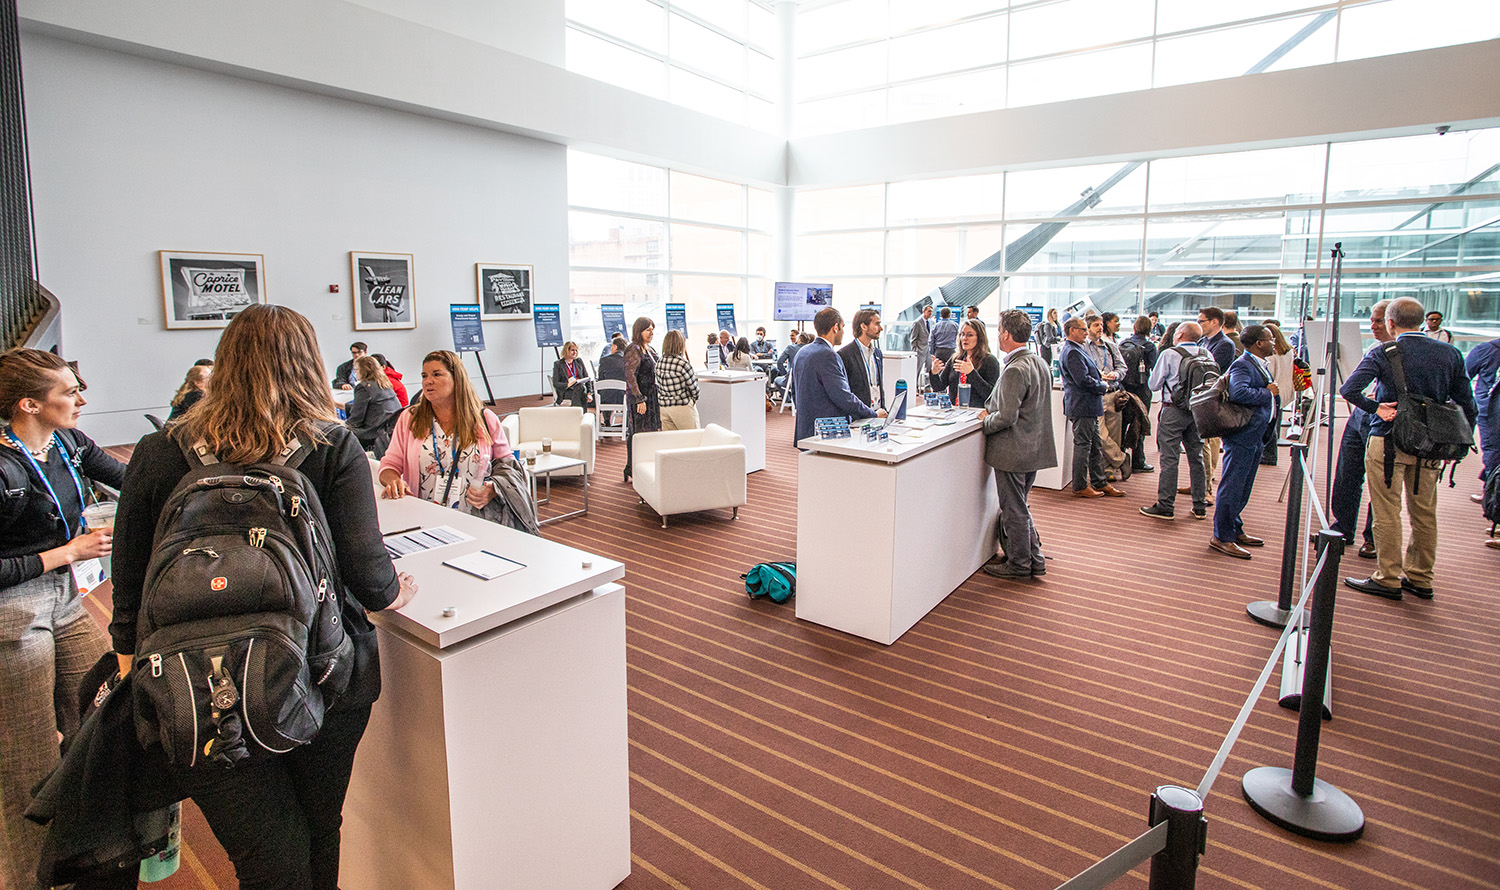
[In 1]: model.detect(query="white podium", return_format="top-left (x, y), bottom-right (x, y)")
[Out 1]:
top-left (1035, 385), bottom-right (1073, 490)
top-left (341, 486), bottom-right (630, 890)
top-left (697, 369), bottom-right (767, 473)
top-left (880, 350), bottom-right (917, 407)
top-left (794, 410), bottom-right (998, 645)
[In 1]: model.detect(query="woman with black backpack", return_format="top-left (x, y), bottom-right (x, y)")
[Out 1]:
top-left (111, 305), bottom-right (417, 890)
top-left (0, 349), bottom-right (125, 890)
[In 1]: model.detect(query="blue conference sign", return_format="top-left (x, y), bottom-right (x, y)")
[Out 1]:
top-left (1019, 304), bottom-right (1044, 326)
top-left (601, 304), bottom-right (627, 341)
top-left (665, 303), bottom-right (687, 334)
top-left (449, 304), bottom-right (485, 353)
top-left (532, 303), bottom-right (564, 347)
top-left (716, 303), bottom-right (737, 336)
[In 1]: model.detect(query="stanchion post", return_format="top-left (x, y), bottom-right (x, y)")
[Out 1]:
top-left (1293, 532), bottom-right (1340, 795)
top-left (1147, 786), bottom-right (1206, 890)
top-left (1249, 444), bottom-right (1307, 628)
top-left (1242, 530), bottom-right (1365, 842)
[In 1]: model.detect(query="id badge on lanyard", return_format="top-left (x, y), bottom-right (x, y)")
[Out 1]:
top-left (4, 430), bottom-right (103, 593)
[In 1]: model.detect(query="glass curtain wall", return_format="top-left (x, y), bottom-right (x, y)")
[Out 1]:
top-left (568, 151), bottom-right (775, 361)
top-left (793, 128), bottom-right (1500, 351)
top-left (565, 0), bottom-right (780, 130)
top-left (796, 0), bottom-right (1500, 135)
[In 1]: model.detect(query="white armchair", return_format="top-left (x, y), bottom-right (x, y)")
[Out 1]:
top-left (500, 406), bottom-right (596, 477)
top-left (631, 424), bottom-right (747, 528)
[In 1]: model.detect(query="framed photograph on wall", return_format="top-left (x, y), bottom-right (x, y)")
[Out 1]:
top-left (159, 250), bottom-right (265, 329)
top-left (352, 251), bottom-right (416, 330)
top-left (475, 263), bottom-right (533, 320)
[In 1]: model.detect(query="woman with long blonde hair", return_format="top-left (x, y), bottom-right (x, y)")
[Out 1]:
top-left (345, 354), bottom-right (401, 455)
top-left (167, 362), bottom-right (212, 420)
top-left (111, 304), bottom-right (416, 890)
top-left (378, 350), bottom-right (510, 508)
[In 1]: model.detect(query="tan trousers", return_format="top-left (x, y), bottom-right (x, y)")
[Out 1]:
top-left (660, 403), bottom-right (700, 431)
top-left (1364, 436), bottom-right (1440, 588)
top-left (1202, 437), bottom-right (1221, 486)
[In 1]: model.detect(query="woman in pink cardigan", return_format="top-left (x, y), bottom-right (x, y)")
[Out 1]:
top-left (378, 350), bottom-right (510, 509)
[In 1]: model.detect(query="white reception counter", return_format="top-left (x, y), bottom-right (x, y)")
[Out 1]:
top-left (697, 369), bottom-right (766, 473)
top-left (341, 475), bottom-right (630, 890)
top-left (794, 407), bottom-right (998, 645)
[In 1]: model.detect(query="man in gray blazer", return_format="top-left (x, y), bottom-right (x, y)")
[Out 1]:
top-left (908, 304), bottom-right (933, 391)
top-left (979, 309), bottom-right (1058, 580)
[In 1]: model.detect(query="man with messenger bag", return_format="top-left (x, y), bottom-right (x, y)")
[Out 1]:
top-left (1340, 298), bottom-right (1476, 600)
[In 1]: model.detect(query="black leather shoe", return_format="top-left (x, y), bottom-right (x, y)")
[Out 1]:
top-left (1400, 577), bottom-right (1434, 599)
top-left (1030, 562), bottom-right (1047, 577)
top-left (981, 562), bottom-right (1034, 580)
top-left (1344, 577), bottom-right (1402, 600)
top-left (1358, 541), bottom-right (1377, 559)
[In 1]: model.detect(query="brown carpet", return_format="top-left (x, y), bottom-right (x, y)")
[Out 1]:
top-left (89, 398), bottom-right (1500, 889)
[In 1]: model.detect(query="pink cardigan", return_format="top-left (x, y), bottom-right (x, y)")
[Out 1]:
top-left (378, 407), bottom-right (510, 491)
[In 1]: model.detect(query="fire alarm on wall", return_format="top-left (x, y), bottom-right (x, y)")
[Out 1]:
top-left (329, 284), bottom-right (340, 293)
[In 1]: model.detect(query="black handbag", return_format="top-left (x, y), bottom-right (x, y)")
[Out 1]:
top-left (1189, 373), bottom-right (1256, 439)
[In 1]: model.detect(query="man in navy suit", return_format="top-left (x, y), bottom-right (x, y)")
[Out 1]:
top-left (1341, 298), bottom-right (1476, 599)
top-left (838, 308), bottom-right (886, 411)
top-left (1209, 325), bottom-right (1279, 560)
top-left (1059, 318), bottom-right (1123, 498)
top-left (792, 307), bottom-right (883, 446)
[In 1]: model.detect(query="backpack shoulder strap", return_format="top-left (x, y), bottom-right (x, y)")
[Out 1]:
top-left (1382, 341), bottom-right (1410, 396)
top-left (182, 437), bottom-right (220, 467)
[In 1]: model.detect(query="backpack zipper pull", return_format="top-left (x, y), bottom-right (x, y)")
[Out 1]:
top-left (182, 546), bottom-right (220, 558)
top-left (268, 475), bottom-right (284, 494)
top-left (317, 578), bottom-right (327, 602)
top-left (248, 527), bottom-right (267, 547)
top-left (149, 653), bottom-right (163, 677)
top-left (290, 495), bottom-right (300, 517)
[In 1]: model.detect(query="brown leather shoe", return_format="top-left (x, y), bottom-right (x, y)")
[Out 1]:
top-left (1358, 541), bottom-right (1377, 559)
top-left (1235, 534), bottom-right (1265, 547)
top-left (1178, 486), bottom-right (1192, 494)
top-left (1074, 486), bottom-right (1105, 498)
top-left (1209, 538), bottom-right (1252, 559)
top-left (1100, 484), bottom-right (1126, 498)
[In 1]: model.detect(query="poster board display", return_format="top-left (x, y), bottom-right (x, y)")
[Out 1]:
top-left (532, 304), bottom-right (564, 348)
top-left (716, 304), bottom-right (737, 336)
top-left (476, 264), bottom-right (533, 319)
top-left (665, 303), bottom-right (687, 334)
top-left (774, 282), bottom-right (832, 321)
top-left (601, 304), bottom-right (627, 341)
top-left (352, 252), bottom-right (416, 330)
top-left (160, 251), bottom-right (265, 329)
top-left (450, 304), bottom-right (485, 353)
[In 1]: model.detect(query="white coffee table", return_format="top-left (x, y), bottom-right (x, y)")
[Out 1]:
top-left (525, 452), bottom-right (588, 525)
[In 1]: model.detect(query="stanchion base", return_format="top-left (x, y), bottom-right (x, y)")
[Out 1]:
top-left (1247, 601), bottom-right (1292, 628)
top-left (1242, 767), bottom-right (1364, 842)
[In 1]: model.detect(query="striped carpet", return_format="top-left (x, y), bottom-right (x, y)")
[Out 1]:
top-left (89, 399), bottom-right (1500, 889)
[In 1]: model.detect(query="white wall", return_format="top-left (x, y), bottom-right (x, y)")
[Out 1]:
top-left (23, 34), bottom-right (569, 446)
top-left (347, 0), bottom-right (564, 66)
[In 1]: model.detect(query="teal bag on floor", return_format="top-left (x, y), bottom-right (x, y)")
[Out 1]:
top-left (743, 562), bottom-right (796, 603)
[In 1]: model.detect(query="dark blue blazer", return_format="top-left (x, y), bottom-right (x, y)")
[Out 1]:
top-left (837, 340), bottom-right (885, 410)
top-left (792, 338), bottom-right (879, 444)
top-left (1201, 331), bottom-right (1236, 372)
top-left (1340, 332), bottom-right (1476, 438)
top-left (1225, 352), bottom-right (1276, 434)
top-left (1059, 340), bottom-right (1107, 418)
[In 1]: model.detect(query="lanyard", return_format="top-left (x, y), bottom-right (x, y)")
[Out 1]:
top-left (3, 429), bottom-right (88, 537)
top-left (430, 429), bottom-right (462, 507)
top-left (565, 360), bottom-right (577, 379)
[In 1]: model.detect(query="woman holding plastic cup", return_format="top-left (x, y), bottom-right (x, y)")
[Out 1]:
top-left (929, 319), bottom-right (1000, 408)
top-left (378, 350), bottom-right (510, 509)
top-left (0, 348), bottom-right (125, 890)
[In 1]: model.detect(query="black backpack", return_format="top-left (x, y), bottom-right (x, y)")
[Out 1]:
top-left (1168, 346), bottom-right (1221, 408)
top-left (1383, 341), bottom-right (1474, 472)
top-left (132, 431), bottom-right (353, 769)
top-left (1119, 339), bottom-right (1145, 389)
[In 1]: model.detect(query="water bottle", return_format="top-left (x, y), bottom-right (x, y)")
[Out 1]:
top-left (957, 373), bottom-right (971, 408)
top-left (139, 802), bottom-right (181, 881)
top-left (894, 378), bottom-right (907, 421)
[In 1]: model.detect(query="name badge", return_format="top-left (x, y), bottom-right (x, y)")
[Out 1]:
top-left (72, 558), bottom-right (105, 596)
